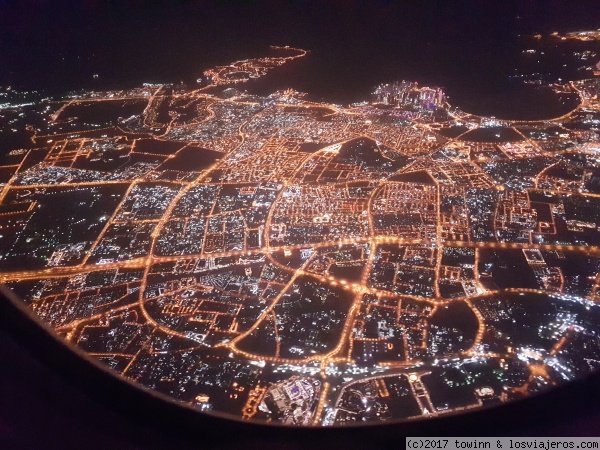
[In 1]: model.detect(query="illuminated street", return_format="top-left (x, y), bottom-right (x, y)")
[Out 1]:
top-left (1, 39), bottom-right (600, 426)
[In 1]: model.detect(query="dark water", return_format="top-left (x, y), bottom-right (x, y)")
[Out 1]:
top-left (1, 1), bottom-right (599, 119)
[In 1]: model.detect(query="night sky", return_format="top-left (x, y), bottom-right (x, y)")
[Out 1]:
top-left (1, 0), bottom-right (600, 117)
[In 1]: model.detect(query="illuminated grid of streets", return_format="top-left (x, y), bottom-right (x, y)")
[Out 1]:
top-left (2, 44), bottom-right (600, 425)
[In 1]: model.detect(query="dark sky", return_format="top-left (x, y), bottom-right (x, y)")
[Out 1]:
top-left (1, 0), bottom-right (600, 117)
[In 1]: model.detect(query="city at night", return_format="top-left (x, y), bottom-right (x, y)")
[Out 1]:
top-left (2, 0), bottom-right (600, 446)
